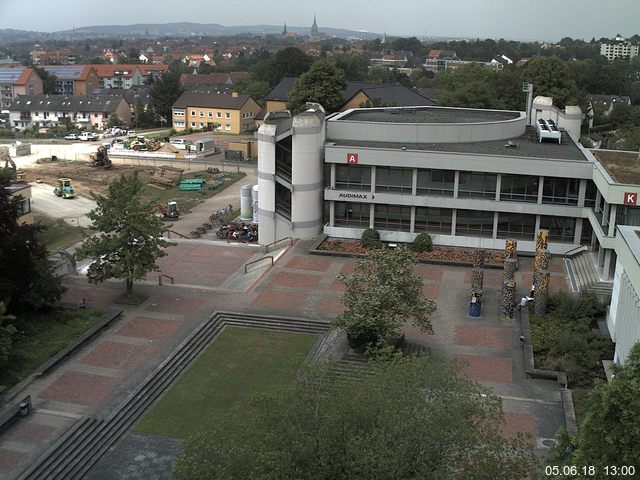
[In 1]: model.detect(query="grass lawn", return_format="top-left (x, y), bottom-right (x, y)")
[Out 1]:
top-left (141, 171), bottom-right (245, 212)
top-left (0, 308), bottom-right (104, 388)
top-left (35, 213), bottom-right (90, 252)
top-left (134, 327), bottom-right (318, 439)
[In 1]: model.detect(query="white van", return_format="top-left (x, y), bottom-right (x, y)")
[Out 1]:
top-left (169, 138), bottom-right (188, 150)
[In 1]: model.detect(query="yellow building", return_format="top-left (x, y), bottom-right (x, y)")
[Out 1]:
top-left (172, 92), bottom-right (261, 134)
top-left (5, 183), bottom-right (33, 224)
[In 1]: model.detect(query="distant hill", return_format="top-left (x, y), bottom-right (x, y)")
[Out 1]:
top-left (0, 22), bottom-right (384, 42)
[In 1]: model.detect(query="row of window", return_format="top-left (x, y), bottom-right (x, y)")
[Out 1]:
top-left (334, 165), bottom-right (593, 206)
top-left (186, 122), bottom-right (232, 131)
top-left (192, 110), bottom-right (231, 119)
top-left (333, 202), bottom-right (581, 242)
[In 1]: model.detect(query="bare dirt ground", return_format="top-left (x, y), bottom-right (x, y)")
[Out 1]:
top-left (22, 161), bottom-right (154, 197)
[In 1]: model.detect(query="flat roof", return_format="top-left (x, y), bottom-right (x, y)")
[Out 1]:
top-left (619, 225), bottom-right (640, 267)
top-left (591, 150), bottom-right (640, 184)
top-left (337, 106), bottom-right (521, 124)
top-left (329, 126), bottom-right (587, 161)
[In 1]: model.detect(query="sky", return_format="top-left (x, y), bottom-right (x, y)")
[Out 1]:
top-left (0, 0), bottom-right (638, 41)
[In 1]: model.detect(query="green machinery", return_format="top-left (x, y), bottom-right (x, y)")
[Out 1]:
top-left (53, 178), bottom-right (76, 199)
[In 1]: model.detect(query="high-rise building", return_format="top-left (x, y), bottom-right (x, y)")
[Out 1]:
top-left (600, 35), bottom-right (639, 62)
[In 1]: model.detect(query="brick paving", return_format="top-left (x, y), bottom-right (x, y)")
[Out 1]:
top-left (0, 240), bottom-right (572, 479)
top-left (115, 316), bottom-right (182, 341)
top-left (39, 371), bottom-right (121, 407)
top-left (502, 412), bottom-right (537, 446)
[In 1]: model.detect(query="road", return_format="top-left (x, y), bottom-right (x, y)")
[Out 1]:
top-left (30, 182), bottom-right (97, 227)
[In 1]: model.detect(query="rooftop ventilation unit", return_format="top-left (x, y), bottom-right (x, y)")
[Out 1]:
top-left (536, 118), bottom-right (561, 144)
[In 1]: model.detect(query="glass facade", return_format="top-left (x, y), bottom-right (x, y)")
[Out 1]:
top-left (335, 165), bottom-right (371, 190)
top-left (274, 183), bottom-right (291, 220)
top-left (542, 177), bottom-right (579, 205)
top-left (374, 204), bottom-right (412, 231)
top-left (458, 171), bottom-right (497, 199)
top-left (275, 137), bottom-right (292, 182)
top-left (584, 180), bottom-right (598, 208)
top-left (540, 215), bottom-right (576, 242)
top-left (416, 169), bottom-right (455, 196)
top-left (334, 202), bottom-right (370, 228)
top-left (415, 207), bottom-right (453, 234)
top-left (615, 205), bottom-right (640, 227)
top-left (455, 209), bottom-right (494, 237)
top-left (496, 212), bottom-right (536, 239)
top-left (500, 175), bottom-right (539, 203)
top-left (375, 167), bottom-right (413, 193)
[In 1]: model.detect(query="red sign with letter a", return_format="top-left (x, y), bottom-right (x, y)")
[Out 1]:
top-left (347, 153), bottom-right (358, 165)
top-left (624, 192), bottom-right (637, 205)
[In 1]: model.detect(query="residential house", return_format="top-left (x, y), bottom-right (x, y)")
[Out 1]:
top-left (262, 77), bottom-right (436, 116)
top-left (172, 92), bottom-right (260, 134)
top-left (40, 65), bottom-right (99, 96)
top-left (590, 94), bottom-right (632, 117)
top-left (179, 72), bottom-right (249, 91)
top-left (491, 54), bottom-right (513, 66)
top-left (137, 65), bottom-right (168, 83)
top-left (9, 94), bottom-right (131, 131)
top-left (0, 66), bottom-right (43, 111)
top-left (89, 64), bottom-right (168, 89)
top-left (183, 54), bottom-right (215, 68)
top-left (91, 86), bottom-right (151, 118)
top-left (30, 48), bottom-right (75, 65)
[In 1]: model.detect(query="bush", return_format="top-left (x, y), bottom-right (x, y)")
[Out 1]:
top-left (412, 232), bottom-right (433, 252)
top-left (361, 228), bottom-right (383, 249)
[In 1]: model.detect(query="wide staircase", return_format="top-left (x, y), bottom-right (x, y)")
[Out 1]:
top-left (564, 252), bottom-right (613, 300)
top-left (17, 312), bottom-right (329, 480)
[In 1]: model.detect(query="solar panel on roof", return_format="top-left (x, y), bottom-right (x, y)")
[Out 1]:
top-left (0, 67), bottom-right (26, 83)
top-left (42, 65), bottom-right (84, 79)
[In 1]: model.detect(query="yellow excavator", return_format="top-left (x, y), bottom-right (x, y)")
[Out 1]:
top-left (88, 145), bottom-right (112, 169)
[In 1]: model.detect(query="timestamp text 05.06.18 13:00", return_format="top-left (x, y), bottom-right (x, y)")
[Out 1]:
top-left (545, 465), bottom-right (636, 477)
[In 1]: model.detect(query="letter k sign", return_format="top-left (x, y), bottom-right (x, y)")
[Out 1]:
top-left (624, 192), bottom-right (637, 205)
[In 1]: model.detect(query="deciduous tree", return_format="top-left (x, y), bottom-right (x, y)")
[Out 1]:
top-left (522, 56), bottom-right (579, 107)
top-left (331, 245), bottom-right (436, 354)
top-left (287, 59), bottom-right (346, 114)
top-left (173, 355), bottom-right (538, 480)
top-left (75, 173), bottom-right (173, 296)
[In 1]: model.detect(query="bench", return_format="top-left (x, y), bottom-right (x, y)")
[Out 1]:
top-left (151, 176), bottom-right (175, 187)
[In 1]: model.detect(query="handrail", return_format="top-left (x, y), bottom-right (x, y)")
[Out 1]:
top-left (244, 256), bottom-right (274, 273)
top-left (563, 245), bottom-right (587, 260)
top-left (168, 229), bottom-right (189, 239)
top-left (264, 236), bottom-right (293, 253)
top-left (158, 274), bottom-right (175, 286)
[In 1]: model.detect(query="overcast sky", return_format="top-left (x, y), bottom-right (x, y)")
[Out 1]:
top-left (0, 0), bottom-right (638, 41)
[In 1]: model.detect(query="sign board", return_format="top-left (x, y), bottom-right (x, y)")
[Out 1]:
top-left (624, 192), bottom-right (637, 205)
top-left (346, 153), bottom-right (358, 165)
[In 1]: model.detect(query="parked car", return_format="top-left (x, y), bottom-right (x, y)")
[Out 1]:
top-left (127, 130), bottom-right (137, 139)
top-left (78, 132), bottom-right (98, 141)
top-left (169, 138), bottom-right (188, 150)
top-left (64, 133), bottom-right (79, 140)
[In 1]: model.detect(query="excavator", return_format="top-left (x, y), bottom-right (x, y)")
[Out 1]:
top-left (88, 145), bottom-right (112, 169)
top-left (152, 201), bottom-right (180, 220)
top-left (1, 147), bottom-right (18, 183)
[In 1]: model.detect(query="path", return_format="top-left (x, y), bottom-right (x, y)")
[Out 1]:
top-left (0, 240), bottom-right (571, 479)
top-left (29, 182), bottom-right (97, 228)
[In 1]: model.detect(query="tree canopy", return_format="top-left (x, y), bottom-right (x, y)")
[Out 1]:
top-left (287, 59), bottom-right (347, 114)
top-left (173, 355), bottom-right (538, 480)
top-left (75, 172), bottom-right (173, 295)
top-left (522, 56), bottom-right (579, 107)
top-left (0, 188), bottom-right (64, 311)
top-left (331, 245), bottom-right (437, 355)
top-left (149, 70), bottom-right (184, 123)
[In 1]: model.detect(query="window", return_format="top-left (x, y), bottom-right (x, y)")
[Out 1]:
top-left (542, 177), bottom-right (579, 205)
top-left (415, 207), bottom-right (452, 234)
top-left (374, 204), bottom-right (412, 232)
top-left (17, 198), bottom-right (31, 216)
top-left (225, 124), bottom-right (231, 131)
top-left (191, 110), bottom-right (196, 116)
top-left (458, 171), bottom-right (497, 199)
top-left (335, 165), bottom-right (371, 190)
top-left (199, 111), bottom-right (204, 117)
top-left (217, 112), bottom-right (222, 118)
top-left (174, 121), bottom-right (184, 127)
top-left (500, 175), bottom-right (539, 203)
top-left (455, 209), bottom-right (494, 237)
top-left (375, 167), bottom-right (413, 193)
top-left (334, 202), bottom-right (370, 228)
top-left (275, 183), bottom-right (292, 220)
top-left (540, 215), bottom-right (576, 242)
top-left (199, 123), bottom-right (205, 128)
top-left (584, 180), bottom-right (598, 208)
top-left (496, 212), bottom-right (536, 240)
top-left (191, 122), bottom-right (196, 127)
top-left (208, 112), bottom-right (213, 117)
top-left (416, 169), bottom-right (454, 196)
top-left (225, 112), bottom-right (231, 119)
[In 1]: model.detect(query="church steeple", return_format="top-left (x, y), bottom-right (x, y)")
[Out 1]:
top-left (311, 14), bottom-right (318, 35)
top-left (283, 22), bottom-right (287, 35)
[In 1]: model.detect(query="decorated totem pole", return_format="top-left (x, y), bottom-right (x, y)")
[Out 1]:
top-left (468, 249), bottom-right (485, 317)
top-left (501, 239), bottom-right (518, 320)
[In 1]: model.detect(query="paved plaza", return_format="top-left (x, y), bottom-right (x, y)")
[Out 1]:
top-left (0, 239), bottom-right (569, 478)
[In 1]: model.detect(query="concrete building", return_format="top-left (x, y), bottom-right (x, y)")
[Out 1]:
top-left (257, 98), bottom-right (640, 284)
top-left (608, 225), bottom-right (640, 364)
top-left (600, 35), bottom-right (639, 62)
top-left (4, 183), bottom-right (33, 224)
top-left (0, 66), bottom-right (43, 111)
